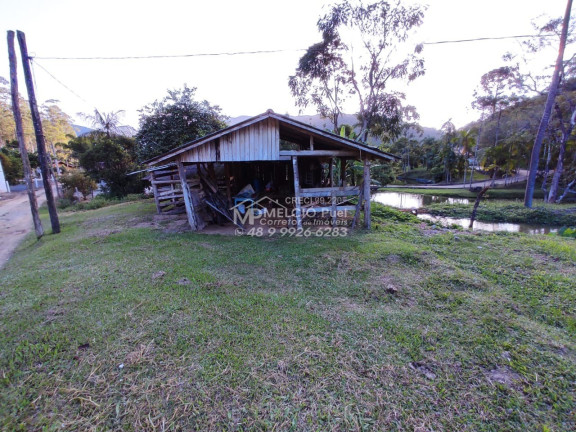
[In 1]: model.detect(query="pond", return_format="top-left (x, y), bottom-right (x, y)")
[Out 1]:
top-left (372, 191), bottom-right (469, 209)
top-left (372, 191), bottom-right (559, 234)
top-left (417, 214), bottom-right (559, 235)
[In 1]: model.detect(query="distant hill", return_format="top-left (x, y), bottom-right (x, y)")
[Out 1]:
top-left (228, 113), bottom-right (441, 143)
top-left (71, 124), bottom-right (137, 138)
top-left (71, 124), bottom-right (93, 137)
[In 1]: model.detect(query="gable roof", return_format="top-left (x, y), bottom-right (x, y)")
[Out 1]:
top-left (144, 110), bottom-right (399, 165)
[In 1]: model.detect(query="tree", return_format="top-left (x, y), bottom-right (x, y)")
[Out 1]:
top-left (66, 110), bottom-right (144, 198)
top-left (289, 38), bottom-right (348, 133)
top-left (83, 109), bottom-right (125, 138)
top-left (472, 67), bottom-right (516, 119)
top-left (69, 133), bottom-right (143, 198)
top-left (509, 14), bottom-right (576, 203)
top-left (472, 66), bottom-right (517, 180)
top-left (79, 135), bottom-right (142, 197)
top-left (0, 146), bottom-right (22, 183)
top-left (547, 78), bottom-right (576, 202)
top-left (136, 85), bottom-right (227, 162)
top-left (438, 120), bottom-right (461, 183)
top-left (458, 129), bottom-right (477, 185)
top-left (289, 0), bottom-right (425, 142)
top-left (42, 100), bottom-right (76, 177)
top-left (381, 122), bottom-right (423, 172)
top-left (524, 0), bottom-right (573, 207)
top-left (0, 77), bottom-right (14, 145)
top-left (0, 76), bottom-right (36, 151)
top-left (42, 100), bottom-right (75, 144)
top-left (59, 171), bottom-right (97, 199)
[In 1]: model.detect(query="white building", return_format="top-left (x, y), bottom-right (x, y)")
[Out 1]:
top-left (0, 158), bottom-right (10, 194)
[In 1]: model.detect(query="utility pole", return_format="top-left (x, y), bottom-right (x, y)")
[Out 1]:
top-left (16, 30), bottom-right (60, 233)
top-left (524, 0), bottom-right (573, 208)
top-left (7, 31), bottom-right (44, 238)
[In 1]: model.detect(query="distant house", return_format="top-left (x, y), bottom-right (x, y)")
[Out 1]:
top-left (144, 110), bottom-right (399, 231)
top-left (0, 158), bottom-right (9, 194)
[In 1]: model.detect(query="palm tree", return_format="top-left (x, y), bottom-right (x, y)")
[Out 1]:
top-left (458, 129), bottom-right (477, 185)
top-left (84, 109), bottom-right (125, 138)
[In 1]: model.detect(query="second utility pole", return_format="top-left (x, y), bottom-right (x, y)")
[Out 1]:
top-left (7, 30), bottom-right (43, 238)
top-left (16, 30), bottom-right (60, 233)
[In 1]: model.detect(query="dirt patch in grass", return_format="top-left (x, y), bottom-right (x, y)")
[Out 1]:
top-left (486, 366), bottom-right (523, 389)
top-left (86, 229), bottom-right (122, 239)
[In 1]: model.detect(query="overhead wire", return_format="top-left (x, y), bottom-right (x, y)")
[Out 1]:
top-left (28, 32), bottom-right (558, 119)
top-left (422, 34), bottom-right (555, 45)
top-left (32, 34), bottom-right (556, 61)
top-left (33, 48), bottom-right (302, 61)
top-left (32, 60), bottom-right (93, 107)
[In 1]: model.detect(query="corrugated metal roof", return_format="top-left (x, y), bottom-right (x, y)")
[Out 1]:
top-left (145, 110), bottom-right (400, 165)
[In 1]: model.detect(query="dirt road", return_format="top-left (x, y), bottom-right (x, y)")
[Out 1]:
top-left (0, 190), bottom-right (46, 270)
top-left (389, 170), bottom-right (529, 189)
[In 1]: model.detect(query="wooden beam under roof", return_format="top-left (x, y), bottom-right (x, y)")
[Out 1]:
top-left (279, 150), bottom-right (357, 157)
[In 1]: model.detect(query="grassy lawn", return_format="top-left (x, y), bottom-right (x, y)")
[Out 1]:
top-left (1, 200), bottom-right (575, 431)
top-left (450, 172), bottom-right (492, 183)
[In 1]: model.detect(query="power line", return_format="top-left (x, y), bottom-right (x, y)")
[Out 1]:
top-left (31, 60), bottom-right (92, 106)
top-left (423, 34), bottom-right (555, 45)
top-left (32, 34), bottom-right (555, 61)
top-left (26, 32), bottom-right (559, 111)
top-left (33, 48), bottom-right (302, 61)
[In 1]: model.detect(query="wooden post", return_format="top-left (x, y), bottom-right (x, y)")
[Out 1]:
top-left (351, 180), bottom-right (364, 229)
top-left (225, 163), bottom-right (232, 207)
top-left (190, 189), bottom-right (206, 230)
top-left (170, 173), bottom-right (176, 204)
top-left (177, 160), bottom-right (201, 231)
top-left (340, 158), bottom-right (346, 186)
top-left (16, 30), bottom-right (60, 233)
top-left (363, 158), bottom-right (371, 229)
top-left (207, 163), bottom-right (217, 184)
top-left (149, 170), bottom-right (161, 214)
top-left (7, 30), bottom-right (43, 239)
top-left (329, 158), bottom-right (334, 186)
top-left (292, 157), bottom-right (302, 229)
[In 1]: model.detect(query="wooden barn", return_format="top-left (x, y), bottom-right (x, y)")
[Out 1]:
top-left (144, 110), bottom-right (399, 231)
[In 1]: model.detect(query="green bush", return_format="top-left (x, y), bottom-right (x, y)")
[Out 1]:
top-left (60, 171), bottom-right (97, 198)
top-left (371, 202), bottom-right (420, 224)
top-left (57, 198), bottom-right (73, 209)
top-left (73, 196), bottom-right (114, 211)
top-left (58, 195), bottom-right (149, 212)
top-left (558, 227), bottom-right (576, 238)
top-left (0, 148), bottom-right (23, 184)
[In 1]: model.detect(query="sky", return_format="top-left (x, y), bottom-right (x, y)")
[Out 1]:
top-left (0, 0), bottom-right (572, 131)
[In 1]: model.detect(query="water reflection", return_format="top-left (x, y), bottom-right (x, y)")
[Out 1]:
top-left (417, 214), bottom-right (559, 235)
top-left (372, 191), bottom-right (469, 209)
top-left (372, 191), bottom-right (559, 234)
